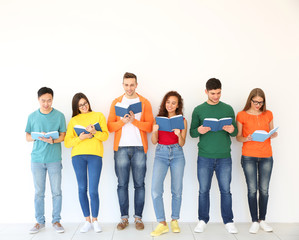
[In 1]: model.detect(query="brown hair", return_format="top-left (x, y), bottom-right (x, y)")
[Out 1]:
top-left (243, 88), bottom-right (267, 112)
top-left (72, 92), bottom-right (92, 117)
top-left (157, 91), bottom-right (184, 117)
top-left (123, 72), bottom-right (137, 83)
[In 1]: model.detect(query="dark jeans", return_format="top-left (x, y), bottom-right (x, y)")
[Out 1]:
top-left (241, 155), bottom-right (273, 222)
top-left (114, 146), bottom-right (147, 219)
top-left (197, 156), bottom-right (234, 224)
top-left (72, 155), bottom-right (102, 218)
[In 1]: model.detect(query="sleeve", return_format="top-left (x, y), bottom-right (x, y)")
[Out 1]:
top-left (93, 113), bottom-right (109, 142)
top-left (267, 110), bottom-right (273, 123)
top-left (64, 119), bottom-right (82, 148)
top-left (107, 100), bottom-right (125, 132)
top-left (59, 113), bottom-right (67, 133)
top-left (229, 106), bottom-right (238, 137)
top-left (189, 107), bottom-right (200, 138)
top-left (131, 100), bottom-right (154, 133)
top-left (25, 115), bottom-right (32, 133)
top-left (236, 111), bottom-right (244, 124)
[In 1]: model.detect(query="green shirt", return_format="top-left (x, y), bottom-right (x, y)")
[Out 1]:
top-left (190, 101), bottom-right (237, 158)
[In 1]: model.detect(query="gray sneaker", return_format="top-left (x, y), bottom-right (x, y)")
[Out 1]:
top-left (53, 222), bottom-right (65, 233)
top-left (29, 223), bottom-right (45, 234)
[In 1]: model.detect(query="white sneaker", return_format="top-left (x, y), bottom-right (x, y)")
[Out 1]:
top-left (80, 221), bottom-right (92, 233)
top-left (225, 222), bottom-right (238, 234)
top-left (93, 221), bottom-right (102, 233)
top-left (249, 222), bottom-right (259, 234)
top-left (260, 221), bottom-right (273, 232)
top-left (194, 220), bottom-right (206, 233)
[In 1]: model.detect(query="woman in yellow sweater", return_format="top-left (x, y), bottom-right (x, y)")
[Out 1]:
top-left (65, 93), bottom-right (109, 233)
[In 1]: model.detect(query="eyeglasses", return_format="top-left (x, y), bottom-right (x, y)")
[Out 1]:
top-left (251, 100), bottom-right (264, 106)
top-left (78, 102), bottom-right (88, 108)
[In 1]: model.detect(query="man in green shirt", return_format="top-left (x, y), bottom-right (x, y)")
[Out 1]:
top-left (190, 78), bottom-right (238, 234)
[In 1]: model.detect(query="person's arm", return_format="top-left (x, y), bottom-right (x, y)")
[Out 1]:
top-left (26, 132), bottom-right (34, 142)
top-left (131, 100), bottom-right (154, 133)
top-left (189, 108), bottom-right (210, 137)
top-left (53, 132), bottom-right (66, 144)
top-left (87, 113), bottom-right (109, 142)
top-left (151, 120), bottom-right (159, 145)
top-left (223, 107), bottom-right (238, 137)
top-left (236, 120), bottom-right (252, 142)
top-left (174, 119), bottom-right (187, 147)
top-left (269, 120), bottom-right (278, 139)
top-left (107, 100), bottom-right (126, 132)
top-left (64, 120), bottom-right (86, 148)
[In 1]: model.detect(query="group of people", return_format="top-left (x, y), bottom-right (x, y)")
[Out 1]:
top-left (25, 72), bottom-right (278, 236)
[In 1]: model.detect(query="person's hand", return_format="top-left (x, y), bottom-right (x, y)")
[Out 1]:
top-left (153, 124), bottom-right (159, 132)
top-left (39, 136), bottom-right (54, 144)
top-left (79, 132), bottom-right (93, 140)
top-left (86, 124), bottom-right (96, 134)
top-left (128, 111), bottom-right (135, 123)
top-left (270, 132), bottom-right (278, 139)
top-left (198, 125), bottom-right (211, 134)
top-left (245, 134), bottom-right (252, 142)
top-left (121, 114), bottom-right (131, 124)
top-left (173, 129), bottom-right (181, 137)
top-left (223, 125), bottom-right (234, 134)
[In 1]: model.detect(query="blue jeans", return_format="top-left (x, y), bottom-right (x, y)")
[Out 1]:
top-left (151, 144), bottom-right (185, 222)
top-left (114, 146), bottom-right (147, 219)
top-left (241, 155), bottom-right (273, 222)
top-left (197, 156), bottom-right (234, 224)
top-left (72, 155), bottom-right (102, 218)
top-left (31, 161), bottom-right (62, 224)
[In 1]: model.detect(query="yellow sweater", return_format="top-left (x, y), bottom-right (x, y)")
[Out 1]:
top-left (64, 112), bottom-right (109, 157)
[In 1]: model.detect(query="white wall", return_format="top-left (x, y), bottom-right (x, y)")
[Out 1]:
top-left (0, 0), bottom-right (298, 223)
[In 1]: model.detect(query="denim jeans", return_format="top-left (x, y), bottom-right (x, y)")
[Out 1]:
top-left (72, 155), bottom-right (102, 218)
top-left (114, 146), bottom-right (147, 219)
top-left (197, 156), bottom-right (234, 224)
top-left (241, 155), bottom-right (273, 222)
top-left (151, 144), bottom-right (185, 222)
top-left (31, 161), bottom-right (62, 224)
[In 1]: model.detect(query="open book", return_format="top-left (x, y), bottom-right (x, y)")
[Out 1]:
top-left (251, 127), bottom-right (279, 142)
top-left (74, 122), bottom-right (102, 136)
top-left (31, 131), bottom-right (59, 140)
top-left (155, 115), bottom-right (184, 132)
top-left (203, 117), bottom-right (232, 132)
top-left (115, 102), bottom-right (142, 117)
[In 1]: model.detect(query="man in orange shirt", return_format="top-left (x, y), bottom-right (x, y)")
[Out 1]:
top-left (107, 72), bottom-right (154, 231)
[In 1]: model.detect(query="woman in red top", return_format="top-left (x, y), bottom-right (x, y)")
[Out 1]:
top-left (236, 88), bottom-right (278, 234)
top-left (150, 91), bottom-right (187, 237)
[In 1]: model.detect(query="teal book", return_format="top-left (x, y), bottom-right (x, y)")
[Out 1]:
top-left (203, 117), bottom-right (232, 132)
top-left (155, 115), bottom-right (184, 132)
top-left (251, 127), bottom-right (279, 142)
top-left (74, 122), bottom-right (102, 136)
top-left (115, 102), bottom-right (142, 117)
top-left (31, 131), bottom-right (59, 140)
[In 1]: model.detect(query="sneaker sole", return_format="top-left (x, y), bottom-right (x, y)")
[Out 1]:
top-left (151, 229), bottom-right (169, 237)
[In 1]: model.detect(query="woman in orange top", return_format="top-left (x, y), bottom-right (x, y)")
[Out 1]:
top-left (236, 88), bottom-right (278, 234)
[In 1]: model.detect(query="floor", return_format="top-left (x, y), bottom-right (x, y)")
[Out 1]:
top-left (0, 222), bottom-right (298, 240)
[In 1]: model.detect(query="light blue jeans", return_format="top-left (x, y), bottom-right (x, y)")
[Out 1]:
top-left (31, 161), bottom-right (62, 224)
top-left (151, 144), bottom-right (185, 222)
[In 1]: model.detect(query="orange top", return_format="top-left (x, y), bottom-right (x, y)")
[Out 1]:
top-left (236, 110), bottom-right (273, 158)
top-left (107, 93), bottom-right (154, 153)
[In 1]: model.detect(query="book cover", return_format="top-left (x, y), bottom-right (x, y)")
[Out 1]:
top-left (203, 117), bottom-right (232, 132)
top-left (31, 131), bottom-right (59, 140)
top-left (251, 127), bottom-right (279, 142)
top-left (155, 115), bottom-right (185, 132)
top-left (74, 122), bottom-right (102, 136)
top-left (115, 102), bottom-right (142, 117)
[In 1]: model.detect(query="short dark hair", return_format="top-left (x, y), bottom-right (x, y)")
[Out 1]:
top-left (206, 78), bottom-right (222, 90)
top-left (38, 87), bottom-right (54, 98)
top-left (123, 72), bottom-right (137, 83)
top-left (157, 91), bottom-right (184, 117)
top-left (72, 92), bottom-right (92, 117)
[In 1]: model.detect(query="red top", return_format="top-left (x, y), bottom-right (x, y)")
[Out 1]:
top-left (158, 130), bottom-right (179, 145)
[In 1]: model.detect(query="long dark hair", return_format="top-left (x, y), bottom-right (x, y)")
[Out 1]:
top-left (72, 92), bottom-right (92, 117)
top-left (157, 91), bottom-right (184, 117)
top-left (243, 88), bottom-right (267, 112)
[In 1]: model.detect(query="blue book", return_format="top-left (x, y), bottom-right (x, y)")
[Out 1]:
top-left (203, 117), bottom-right (232, 132)
top-left (74, 122), bottom-right (102, 136)
top-left (31, 131), bottom-right (59, 140)
top-left (155, 115), bottom-right (185, 132)
top-left (251, 127), bottom-right (279, 142)
top-left (115, 102), bottom-right (142, 117)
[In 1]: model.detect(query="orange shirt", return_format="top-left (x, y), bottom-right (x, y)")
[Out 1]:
top-left (236, 110), bottom-right (273, 158)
